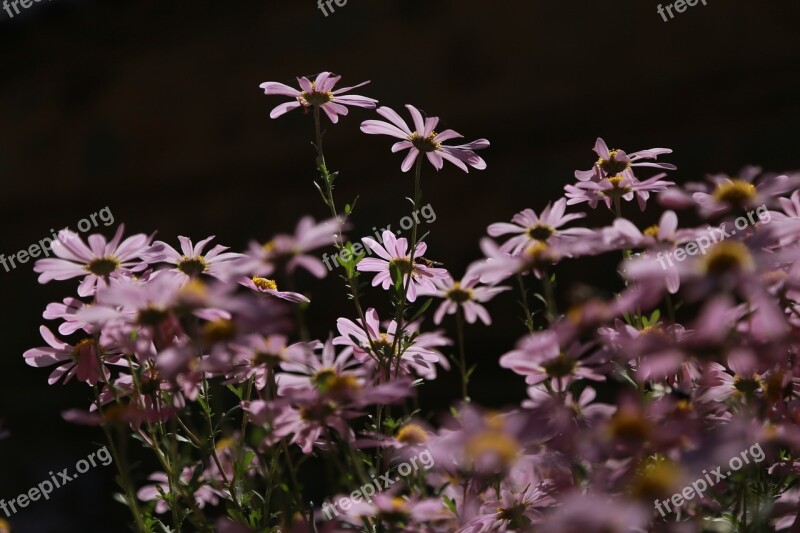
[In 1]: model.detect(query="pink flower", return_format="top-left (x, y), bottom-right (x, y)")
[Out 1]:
top-left (234, 216), bottom-right (341, 279)
top-left (575, 137), bottom-right (675, 182)
top-left (24, 326), bottom-right (120, 385)
top-left (358, 230), bottom-right (448, 302)
top-left (487, 198), bottom-right (589, 255)
top-left (146, 236), bottom-right (244, 282)
top-left (420, 265), bottom-right (510, 325)
top-left (33, 225), bottom-right (152, 297)
top-left (259, 72), bottom-right (377, 123)
top-left (240, 276), bottom-right (309, 303)
top-left (361, 105), bottom-right (489, 172)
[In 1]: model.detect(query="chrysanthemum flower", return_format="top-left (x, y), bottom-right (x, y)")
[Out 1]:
top-left (259, 72), bottom-right (377, 123)
top-left (33, 225), bottom-right (152, 296)
top-left (358, 230), bottom-right (448, 302)
top-left (361, 105), bottom-right (489, 172)
top-left (240, 276), bottom-right (309, 303)
top-left (147, 235), bottom-right (244, 282)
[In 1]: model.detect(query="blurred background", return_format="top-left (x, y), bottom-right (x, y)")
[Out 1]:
top-left (0, 1), bottom-right (799, 530)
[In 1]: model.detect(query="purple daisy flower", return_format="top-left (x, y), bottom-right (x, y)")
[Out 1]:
top-left (361, 105), bottom-right (489, 172)
top-left (146, 235), bottom-right (244, 282)
top-left (33, 225), bottom-right (152, 297)
top-left (575, 137), bottom-right (676, 182)
top-left (358, 230), bottom-right (448, 302)
top-left (259, 71), bottom-right (377, 123)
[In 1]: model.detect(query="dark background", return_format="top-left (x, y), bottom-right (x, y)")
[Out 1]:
top-left (1, 1), bottom-right (799, 531)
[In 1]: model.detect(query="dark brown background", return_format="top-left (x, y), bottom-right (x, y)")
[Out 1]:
top-left (1, 1), bottom-right (799, 530)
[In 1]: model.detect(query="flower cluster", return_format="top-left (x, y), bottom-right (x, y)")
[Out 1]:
top-left (22, 72), bottom-right (800, 533)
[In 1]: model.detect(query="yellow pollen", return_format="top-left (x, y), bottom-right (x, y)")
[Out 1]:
top-left (643, 225), bottom-right (660, 238)
top-left (396, 423), bottom-right (429, 444)
top-left (701, 242), bottom-right (755, 276)
top-left (465, 430), bottom-right (521, 467)
top-left (252, 277), bottom-right (278, 291)
top-left (409, 131), bottom-right (441, 153)
top-left (262, 240), bottom-right (277, 253)
top-left (713, 179), bottom-right (756, 205)
top-left (72, 338), bottom-right (95, 359)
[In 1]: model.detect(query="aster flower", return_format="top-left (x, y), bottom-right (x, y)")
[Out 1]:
top-left (334, 308), bottom-right (447, 379)
top-left (33, 225), bottom-right (152, 297)
top-left (358, 230), bottom-right (448, 302)
top-left (24, 326), bottom-right (121, 385)
top-left (146, 235), bottom-right (244, 282)
top-left (228, 334), bottom-right (310, 389)
top-left (361, 105), bottom-right (489, 172)
top-left (660, 166), bottom-right (800, 219)
top-left (419, 265), bottom-right (510, 325)
top-left (240, 276), bottom-right (309, 303)
top-left (276, 338), bottom-right (367, 397)
top-left (259, 71), bottom-right (377, 123)
top-left (487, 198), bottom-right (590, 254)
top-left (458, 482), bottom-right (555, 533)
top-left (138, 469), bottom-right (223, 514)
top-left (234, 216), bottom-right (341, 279)
top-left (575, 137), bottom-right (676, 182)
top-left (565, 172), bottom-right (674, 212)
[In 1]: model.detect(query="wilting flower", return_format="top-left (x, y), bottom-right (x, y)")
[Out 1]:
top-left (361, 105), bottom-right (489, 172)
top-left (33, 225), bottom-right (152, 296)
top-left (259, 72), bottom-right (377, 123)
top-left (420, 265), bottom-right (510, 325)
top-left (146, 236), bottom-right (243, 282)
top-left (358, 230), bottom-right (448, 302)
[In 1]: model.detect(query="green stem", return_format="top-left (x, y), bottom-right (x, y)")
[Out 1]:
top-left (541, 270), bottom-right (558, 324)
top-left (456, 306), bottom-right (469, 401)
top-left (516, 274), bottom-right (535, 333)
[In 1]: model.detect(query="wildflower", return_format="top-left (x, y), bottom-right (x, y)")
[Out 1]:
top-left (420, 265), bottom-right (510, 325)
top-left (146, 235), bottom-right (244, 282)
top-left (575, 137), bottom-right (676, 182)
top-left (487, 198), bottom-right (590, 255)
top-left (358, 230), bottom-right (448, 302)
top-left (260, 72), bottom-right (377, 122)
top-left (361, 105), bottom-right (489, 172)
top-left (33, 225), bottom-right (152, 296)
top-left (24, 326), bottom-right (120, 385)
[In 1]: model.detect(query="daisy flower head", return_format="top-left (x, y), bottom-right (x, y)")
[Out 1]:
top-left (259, 72), bottom-right (377, 123)
top-left (420, 264), bottom-right (510, 325)
top-left (575, 137), bottom-right (676, 182)
top-left (146, 235), bottom-right (244, 282)
top-left (240, 276), bottom-right (309, 303)
top-left (34, 225), bottom-right (152, 297)
top-left (357, 230), bottom-right (448, 302)
top-left (361, 104), bottom-right (489, 172)
top-left (487, 198), bottom-right (590, 255)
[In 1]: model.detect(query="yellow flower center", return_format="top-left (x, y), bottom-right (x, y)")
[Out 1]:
top-left (86, 256), bottom-right (120, 277)
top-left (446, 281), bottom-right (473, 303)
top-left (713, 179), bottom-right (756, 205)
top-left (252, 277), bottom-right (278, 291)
top-left (203, 319), bottom-right (237, 344)
top-left (409, 131), bottom-right (441, 153)
top-left (396, 423), bottom-right (429, 444)
top-left (299, 82), bottom-right (334, 106)
top-left (465, 431), bottom-right (521, 469)
top-left (643, 225), bottom-right (660, 238)
top-left (597, 149), bottom-right (630, 175)
top-left (177, 255), bottom-right (208, 277)
top-left (701, 242), bottom-right (755, 276)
